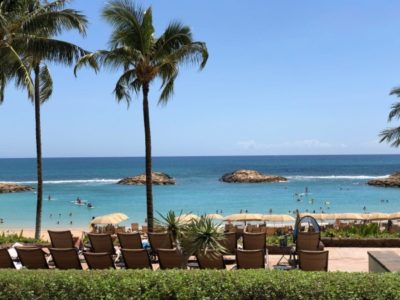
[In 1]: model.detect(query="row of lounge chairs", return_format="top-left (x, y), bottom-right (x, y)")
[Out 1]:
top-left (0, 230), bottom-right (328, 271)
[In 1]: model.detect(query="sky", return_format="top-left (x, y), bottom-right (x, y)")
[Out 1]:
top-left (2, 0), bottom-right (400, 158)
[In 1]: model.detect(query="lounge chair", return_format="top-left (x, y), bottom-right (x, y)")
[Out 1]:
top-left (84, 252), bottom-right (115, 269)
top-left (87, 233), bottom-right (116, 255)
top-left (121, 248), bottom-right (152, 269)
top-left (48, 230), bottom-right (75, 248)
top-left (218, 232), bottom-right (237, 255)
top-left (298, 250), bottom-right (329, 271)
top-left (243, 232), bottom-right (266, 252)
top-left (236, 249), bottom-right (266, 269)
top-left (157, 248), bottom-right (186, 269)
top-left (148, 232), bottom-right (173, 255)
top-left (0, 248), bottom-right (15, 269)
top-left (131, 223), bottom-right (139, 232)
top-left (197, 250), bottom-right (225, 269)
top-left (296, 232), bottom-right (324, 251)
top-left (117, 232), bottom-right (143, 249)
top-left (49, 248), bottom-right (82, 270)
top-left (16, 247), bottom-right (49, 269)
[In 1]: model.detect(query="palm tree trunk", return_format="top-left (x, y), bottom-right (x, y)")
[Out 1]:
top-left (34, 64), bottom-right (43, 240)
top-left (142, 82), bottom-right (154, 232)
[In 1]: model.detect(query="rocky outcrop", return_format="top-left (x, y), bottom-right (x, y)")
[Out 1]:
top-left (220, 169), bottom-right (287, 183)
top-left (368, 173), bottom-right (400, 187)
top-left (117, 172), bottom-right (176, 185)
top-left (0, 183), bottom-right (33, 193)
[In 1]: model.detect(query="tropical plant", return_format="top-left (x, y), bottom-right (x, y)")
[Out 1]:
top-left (180, 217), bottom-right (225, 257)
top-left (379, 88), bottom-right (400, 146)
top-left (74, 0), bottom-right (208, 232)
top-left (155, 210), bottom-right (184, 247)
top-left (0, 0), bottom-right (88, 239)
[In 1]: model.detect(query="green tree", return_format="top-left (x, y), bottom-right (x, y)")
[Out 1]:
top-left (75, 0), bottom-right (208, 232)
top-left (0, 0), bottom-right (88, 239)
top-left (380, 88), bottom-right (400, 147)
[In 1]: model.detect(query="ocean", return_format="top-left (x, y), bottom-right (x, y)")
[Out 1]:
top-left (0, 155), bottom-right (399, 229)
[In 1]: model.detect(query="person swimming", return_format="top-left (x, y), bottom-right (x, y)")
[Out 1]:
top-left (87, 202), bottom-right (93, 208)
top-left (76, 197), bottom-right (81, 204)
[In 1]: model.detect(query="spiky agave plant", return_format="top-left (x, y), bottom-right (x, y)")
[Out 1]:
top-left (155, 210), bottom-right (185, 247)
top-left (180, 217), bottom-right (226, 258)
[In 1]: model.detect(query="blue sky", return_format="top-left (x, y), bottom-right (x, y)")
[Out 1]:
top-left (2, 0), bottom-right (400, 157)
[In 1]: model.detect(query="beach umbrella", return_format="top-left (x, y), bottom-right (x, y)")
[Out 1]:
top-left (364, 212), bottom-right (389, 221)
top-left (90, 213), bottom-right (128, 225)
top-left (334, 213), bottom-right (363, 220)
top-left (300, 213), bottom-right (337, 221)
top-left (223, 213), bottom-right (263, 222)
top-left (388, 212), bottom-right (400, 220)
top-left (206, 214), bottom-right (224, 220)
top-left (176, 214), bottom-right (200, 223)
top-left (262, 214), bottom-right (295, 223)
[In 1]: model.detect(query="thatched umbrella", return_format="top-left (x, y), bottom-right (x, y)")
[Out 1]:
top-left (262, 214), bottom-right (295, 223)
top-left (223, 213), bottom-right (263, 222)
top-left (388, 212), bottom-right (400, 220)
top-left (176, 214), bottom-right (200, 223)
top-left (205, 214), bottom-right (224, 220)
top-left (363, 212), bottom-right (390, 221)
top-left (334, 213), bottom-right (363, 220)
top-left (90, 213), bottom-right (128, 225)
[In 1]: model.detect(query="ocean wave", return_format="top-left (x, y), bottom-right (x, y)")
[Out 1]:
top-left (287, 175), bottom-right (390, 180)
top-left (1, 179), bottom-right (121, 185)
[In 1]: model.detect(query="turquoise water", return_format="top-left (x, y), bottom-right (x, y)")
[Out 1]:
top-left (0, 155), bottom-right (400, 229)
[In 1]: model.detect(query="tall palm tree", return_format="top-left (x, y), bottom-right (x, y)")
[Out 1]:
top-left (380, 88), bottom-right (400, 147)
top-left (0, 0), bottom-right (88, 239)
top-left (75, 0), bottom-right (208, 232)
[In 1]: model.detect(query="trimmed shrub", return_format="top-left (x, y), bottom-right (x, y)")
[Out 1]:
top-left (0, 269), bottom-right (399, 300)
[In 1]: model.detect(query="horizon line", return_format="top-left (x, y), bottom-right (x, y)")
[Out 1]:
top-left (1, 153), bottom-right (400, 159)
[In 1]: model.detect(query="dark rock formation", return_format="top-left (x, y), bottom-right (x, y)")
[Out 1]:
top-left (0, 183), bottom-right (33, 193)
top-left (220, 169), bottom-right (287, 183)
top-left (117, 172), bottom-right (176, 185)
top-left (368, 173), bottom-right (400, 187)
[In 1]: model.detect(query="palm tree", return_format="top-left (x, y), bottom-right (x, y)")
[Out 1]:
top-left (380, 88), bottom-right (400, 147)
top-left (75, 0), bottom-right (208, 232)
top-left (0, 0), bottom-right (88, 239)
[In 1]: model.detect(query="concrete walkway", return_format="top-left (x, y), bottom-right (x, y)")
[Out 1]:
top-left (268, 247), bottom-right (400, 272)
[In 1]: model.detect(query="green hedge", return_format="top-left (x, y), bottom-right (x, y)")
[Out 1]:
top-left (0, 269), bottom-right (399, 300)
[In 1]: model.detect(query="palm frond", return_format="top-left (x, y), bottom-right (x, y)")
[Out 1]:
top-left (380, 127), bottom-right (400, 147)
top-left (21, 9), bottom-right (88, 37)
top-left (102, 0), bottom-right (147, 52)
top-left (388, 102), bottom-right (400, 122)
top-left (39, 63), bottom-right (53, 102)
top-left (16, 35), bottom-right (88, 65)
top-left (0, 44), bottom-right (33, 98)
top-left (154, 21), bottom-right (192, 58)
top-left (113, 68), bottom-right (138, 104)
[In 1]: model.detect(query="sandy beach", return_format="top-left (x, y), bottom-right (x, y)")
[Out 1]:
top-left (1, 227), bottom-right (86, 241)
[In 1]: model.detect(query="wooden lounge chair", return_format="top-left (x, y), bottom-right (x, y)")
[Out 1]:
top-left (157, 248), bottom-right (186, 269)
top-left (243, 232), bottom-right (266, 252)
top-left (236, 249), bottom-right (265, 269)
top-left (16, 247), bottom-right (48, 269)
top-left (296, 232), bottom-right (324, 251)
top-left (0, 248), bottom-right (15, 269)
top-left (49, 248), bottom-right (82, 270)
top-left (121, 248), bottom-right (152, 269)
top-left (117, 232), bottom-right (143, 249)
top-left (87, 233), bottom-right (116, 255)
top-left (48, 230), bottom-right (76, 249)
top-left (84, 252), bottom-right (115, 269)
top-left (148, 232), bottom-right (173, 255)
top-left (218, 232), bottom-right (237, 255)
top-left (197, 250), bottom-right (225, 269)
top-left (298, 250), bottom-right (329, 271)
top-left (131, 223), bottom-right (139, 232)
